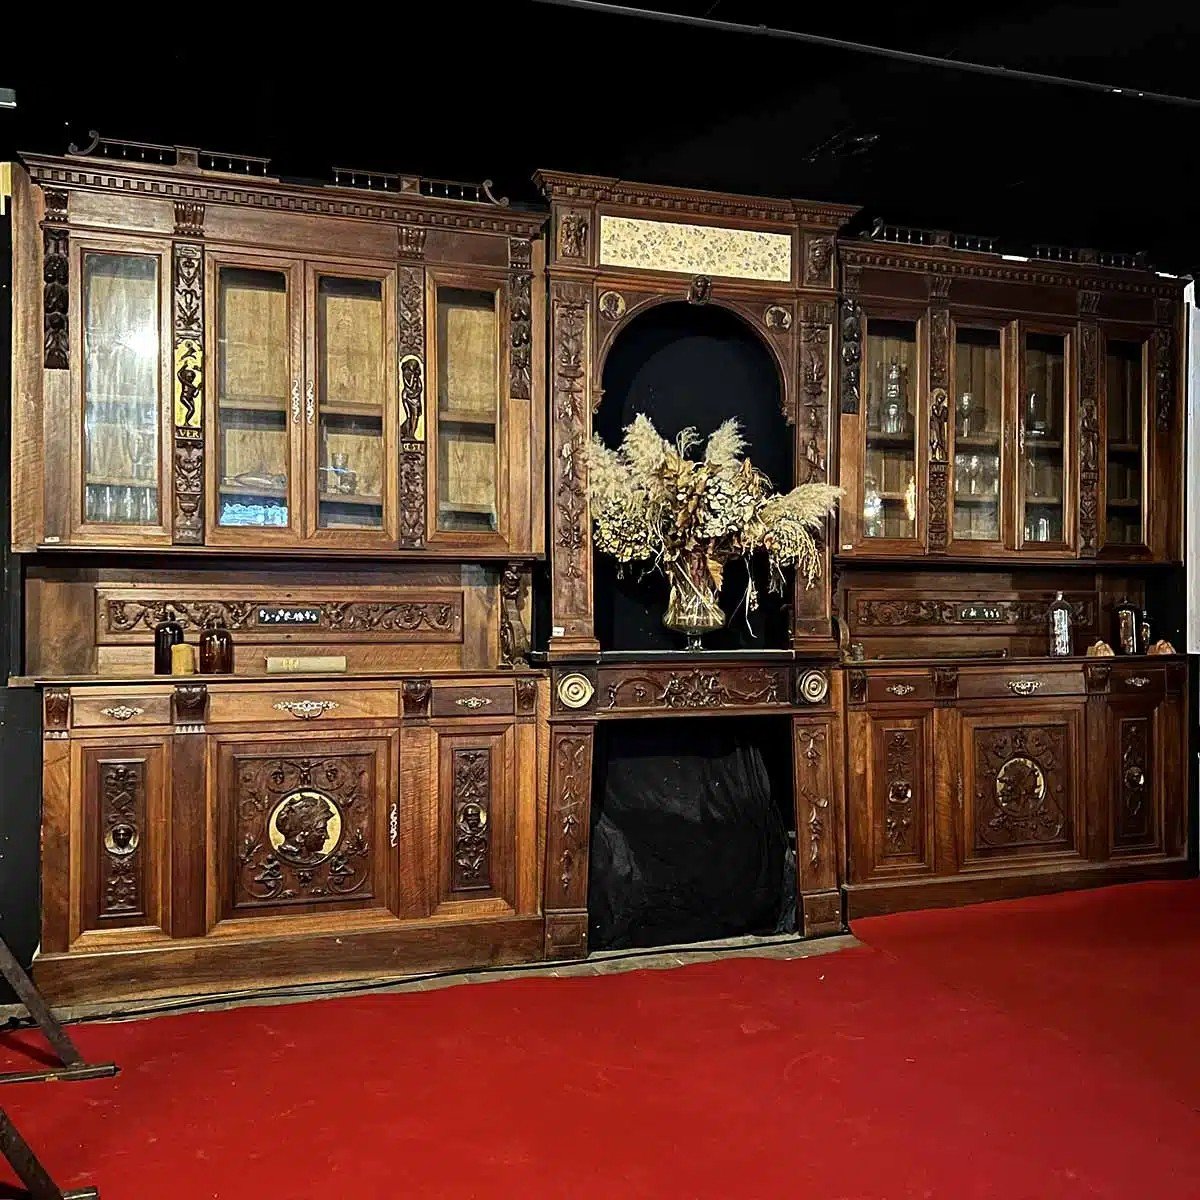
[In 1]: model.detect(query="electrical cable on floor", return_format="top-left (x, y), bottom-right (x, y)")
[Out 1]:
top-left (529, 0), bottom-right (1200, 109)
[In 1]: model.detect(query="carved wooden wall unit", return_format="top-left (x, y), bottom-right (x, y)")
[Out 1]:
top-left (10, 140), bottom-right (549, 1004)
top-left (834, 230), bottom-right (1188, 916)
top-left (7, 144), bottom-right (1192, 1002)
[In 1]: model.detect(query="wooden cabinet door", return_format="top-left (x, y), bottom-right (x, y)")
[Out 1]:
top-left (303, 262), bottom-right (399, 547)
top-left (212, 731), bottom-right (398, 926)
top-left (960, 704), bottom-right (1084, 867)
top-left (1106, 696), bottom-right (1164, 857)
top-left (205, 253), bottom-right (306, 546)
top-left (75, 737), bottom-right (170, 944)
top-left (1097, 329), bottom-right (1154, 559)
top-left (848, 707), bottom-right (937, 882)
top-left (430, 723), bottom-right (519, 916)
top-left (67, 237), bottom-right (175, 547)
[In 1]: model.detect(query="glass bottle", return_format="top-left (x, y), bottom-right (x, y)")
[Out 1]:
top-left (1047, 591), bottom-right (1073, 658)
top-left (1114, 597), bottom-right (1139, 655)
top-left (153, 611), bottom-right (185, 675)
top-left (1138, 610), bottom-right (1152, 655)
top-left (199, 615), bottom-right (234, 674)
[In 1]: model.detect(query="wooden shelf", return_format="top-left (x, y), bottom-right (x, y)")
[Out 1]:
top-left (319, 492), bottom-right (383, 508)
top-left (219, 483), bottom-right (287, 499)
top-left (321, 402), bottom-right (385, 419)
top-left (438, 500), bottom-right (496, 516)
top-left (1107, 442), bottom-right (1141, 454)
top-left (1106, 498), bottom-right (1141, 510)
top-left (439, 409), bottom-right (497, 429)
top-left (1025, 496), bottom-right (1064, 506)
top-left (218, 396), bottom-right (288, 413)
top-left (1024, 437), bottom-right (1063, 450)
top-left (955, 434), bottom-right (1001, 448)
top-left (953, 493), bottom-right (1000, 505)
top-left (86, 478), bottom-right (157, 489)
top-left (865, 430), bottom-right (914, 447)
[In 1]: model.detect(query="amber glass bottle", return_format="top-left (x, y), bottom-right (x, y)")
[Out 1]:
top-left (199, 616), bottom-right (234, 674)
top-left (153, 612), bottom-right (185, 675)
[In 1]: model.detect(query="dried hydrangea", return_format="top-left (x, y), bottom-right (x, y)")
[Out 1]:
top-left (585, 416), bottom-right (841, 609)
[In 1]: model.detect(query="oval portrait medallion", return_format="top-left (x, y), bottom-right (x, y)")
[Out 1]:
top-left (267, 789), bottom-right (343, 866)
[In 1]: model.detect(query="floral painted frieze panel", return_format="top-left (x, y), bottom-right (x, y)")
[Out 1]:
top-left (598, 216), bottom-right (793, 282)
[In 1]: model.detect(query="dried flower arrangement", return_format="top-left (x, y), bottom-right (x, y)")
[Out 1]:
top-left (586, 415), bottom-right (841, 647)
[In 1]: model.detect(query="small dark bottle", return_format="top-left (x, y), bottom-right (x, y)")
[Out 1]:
top-left (198, 616), bottom-right (234, 674)
top-left (1114, 597), bottom-right (1139, 655)
top-left (153, 611), bottom-right (184, 675)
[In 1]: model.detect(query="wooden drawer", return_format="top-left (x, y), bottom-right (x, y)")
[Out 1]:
top-left (958, 667), bottom-right (1084, 700)
top-left (72, 694), bottom-right (172, 728)
top-left (431, 683), bottom-right (515, 718)
top-left (1110, 665), bottom-right (1166, 698)
top-left (207, 687), bottom-right (399, 725)
top-left (866, 672), bottom-right (934, 704)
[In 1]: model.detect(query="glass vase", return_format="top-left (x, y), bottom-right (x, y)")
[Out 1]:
top-left (663, 547), bottom-right (725, 651)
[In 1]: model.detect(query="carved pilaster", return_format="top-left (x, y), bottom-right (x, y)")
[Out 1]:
top-left (1085, 663), bottom-right (1111, 693)
top-left (848, 669), bottom-right (868, 705)
top-left (515, 676), bottom-right (538, 714)
top-left (173, 201), bottom-right (205, 238)
top-left (498, 563), bottom-right (529, 669)
top-left (172, 684), bottom-right (208, 733)
top-left (172, 242), bottom-right (205, 544)
top-left (804, 235), bottom-right (833, 287)
top-left (41, 189), bottom-right (69, 370)
top-left (397, 225), bottom-right (427, 260)
top-left (98, 761), bottom-right (146, 920)
top-left (509, 238), bottom-right (533, 400)
top-left (557, 211), bottom-right (588, 261)
top-left (549, 281), bottom-right (593, 647)
top-left (547, 728), bottom-right (592, 908)
top-left (932, 666), bottom-right (959, 702)
top-left (398, 265), bottom-right (426, 548)
top-left (1078, 322), bottom-right (1100, 556)
top-left (927, 307), bottom-right (950, 551)
top-left (1153, 324), bottom-right (1174, 433)
top-left (839, 296), bottom-right (862, 415)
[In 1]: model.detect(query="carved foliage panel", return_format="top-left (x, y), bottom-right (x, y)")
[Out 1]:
top-left (398, 265), bottom-right (426, 548)
top-left (80, 742), bottom-right (166, 934)
top-left (963, 710), bottom-right (1081, 863)
top-left (1110, 703), bottom-right (1158, 855)
top-left (218, 737), bottom-right (389, 919)
top-left (436, 728), bottom-right (514, 908)
top-left (1078, 322), bottom-right (1100, 556)
top-left (42, 189), bottom-right (69, 369)
top-left (550, 283), bottom-right (592, 636)
top-left (927, 307), bottom-right (950, 550)
top-left (173, 242), bottom-right (205, 544)
top-left (869, 715), bottom-right (933, 875)
top-left (547, 728), bottom-right (593, 909)
top-left (794, 718), bottom-right (838, 892)
top-left (598, 666), bottom-right (790, 714)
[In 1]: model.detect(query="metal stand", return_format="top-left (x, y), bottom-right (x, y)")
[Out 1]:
top-left (0, 1108), bottom-right (98, 1199)
top-left (0, 940), bottom-right (117, 1085)
top-left (0, 939), bottom-right (113, 1196)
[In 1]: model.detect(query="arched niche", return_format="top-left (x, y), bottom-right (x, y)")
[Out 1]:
top-left (592, 301), bottom-right (793, 653)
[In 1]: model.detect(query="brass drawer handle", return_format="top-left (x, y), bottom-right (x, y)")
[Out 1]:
top-left (886, 683), bottom-right (916, 697)
top-left (1126, 675), bottom-right (1150, 688)
top-left (273, 699), bottom-right (339, 719)
top-left (455, 696), bottom-right (493, 711)
top-left (100, 705), bottom-right (144, 721)
top-left (1007, 679), bottom-right (1043, 696)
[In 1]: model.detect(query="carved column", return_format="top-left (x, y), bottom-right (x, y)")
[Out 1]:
top-left (548, 280), bottom-right (597, 654)
top-left (41, 189), bottom-right (69, 370)
top-left (397, 248), bottom-right (427, 549)
top-left (926, 299), bottom-right (950, 552)
top-left (172, 207), bottom-right (205, 543)
top-left (498, 562), bottom-right (530, 669)
top-left (793, 303), bottom-right (835, 642)
top-left (793, 672), bottom-right (845, 935)
top-left (543, 724), bottom-right (594, 958)
top-left (1077, 320), bottom-right (1100, 557)
top-left (508, 238), bottom-right (533, 400)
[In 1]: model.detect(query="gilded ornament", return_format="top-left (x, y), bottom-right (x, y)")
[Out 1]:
top-left (557, 673), bottom-right (595, 710)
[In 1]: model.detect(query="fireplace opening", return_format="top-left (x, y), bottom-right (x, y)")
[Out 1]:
top-left (592, 302), bottom-right (792, 653)
top-left (588, 716), bottom-right (797, 951)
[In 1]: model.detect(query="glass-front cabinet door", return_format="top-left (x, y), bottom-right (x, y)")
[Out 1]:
top-left (1103, 337), bottom-right (1148, 552)
top-left (949, 325), bottom-right (1005, 550)
top-left (1016, 329), bottom-right (1072, 551)
top-left (431, 278), bottom-right (505, 543)
top-left (209, 259), bottom-right (303, 542)
top-left (307, 266), bottom-right (397, 544)
top-left (859, 316), bottom-right (921, 546)
top-left (77, 246), bottom-right (170, 541)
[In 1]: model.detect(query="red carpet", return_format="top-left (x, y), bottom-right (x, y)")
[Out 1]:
top-left (0, 881), bottom-right (1197, 1199)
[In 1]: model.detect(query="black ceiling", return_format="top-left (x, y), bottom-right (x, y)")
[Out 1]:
top-left (3, 2), bottom-right (1197, 272)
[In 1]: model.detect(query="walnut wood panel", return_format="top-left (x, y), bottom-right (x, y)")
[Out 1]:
top-left (206, 686), bottom-right (399, 726)
top-left (543, 725), bottom-right (593, 958)
top-left (433, 725), bottom-right (517, 915)
top-left (959, 704), bottom-right (1084, 867)
top-left (430, 683), bottom-right (515, 718)
top-left (848, 708), bottom-right (937, 882)
top-left (72, 693), bottom-right (173, 728)
top-left (793, 703), bottom-right (845, 909)
top-left (77, 739), bottom-right (169, 941)
top-left (957, 666), bottom-right (1084, 700)
top-left (1106, 697), bottom-right (1163, 857)
top-left (213, 732), bottom-right (396, 923)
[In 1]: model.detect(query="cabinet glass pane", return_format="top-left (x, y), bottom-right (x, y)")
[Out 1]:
top-left (436, 286), bottom-right (499, 533)
top-left (1104, 339), bottom-right (1144, 546)
top-left (863, 318), bottom-right (918, 539)
top-left (1021, 332), bottom-right (1067, 544)
top-left (316, 275), bottom-right (386, 530)
top-left (216, 267), bottom-right (291, 527)
top-left (952, 328), bottom-right (1002, 542)
top-left (82, 252), bottom-right (160, 525)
